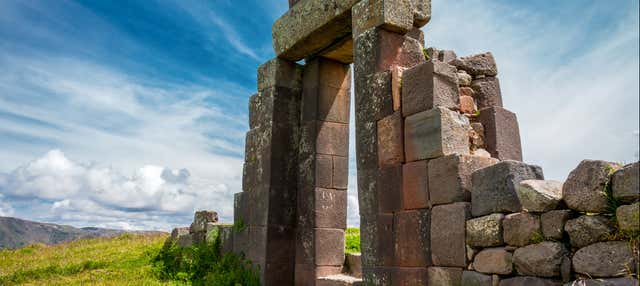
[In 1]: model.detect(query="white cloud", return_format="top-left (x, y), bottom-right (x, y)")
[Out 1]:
top-left (0, 194), bottom-right (13, 217)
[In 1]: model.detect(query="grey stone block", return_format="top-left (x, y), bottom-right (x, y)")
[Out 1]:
top-left (562, 160), bottom-right (621, 213)
top-left (513, 242), bottom-right (568, 277)
top-left (564, 215), bottom-right (614, 248)
top-left (572, 241), bottom-right (636, 278)
top-left (466, 213), bottom-right (504, 247)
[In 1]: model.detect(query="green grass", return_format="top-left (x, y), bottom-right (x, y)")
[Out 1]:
top-left (345, 227), bottom-right (361, 254)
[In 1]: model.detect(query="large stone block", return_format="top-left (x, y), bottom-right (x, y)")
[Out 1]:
top-left (401, 60), bottom-right (459, 117)
top-left (450, 52), bottom-right (498, 76)
top-left (466, 213), bottom-right (504, 247)
top-left (513, 242), bottom-right (568, 277)
top-left (572, 241), bottom-right (636, 278)
top-left (612, 162), bottom-right (639, 203)
top-left (394, 209), bottom-right (431, 267)
top-left (302, 58), bottom-right (351, 124)
top-left (540, 210), bottom-right (573, 240)
top-left (391, 66), bottom-right (406, 112)
top-left (377, 111), bottom-right (404, 167)
top-left (471, 77), bottom-right (503, 109)
top-left (346, 253), bottom-right (363, 278)
top-left (617, 202), bottom-right (640, 232)
top-left (563, 160), bottom-right (621, 213)
top-left (477, 106), bottom-right (522, 161)
top-left (316, 154), bottom-right (334, 189)
top-left (258, 58), bottom-right (303, 91)
top-left (352, 0), bottom-right (413, 38)
top-left (516, 180), bottom-right (563, 212)
top-left (333, 155), bottom-right (349, 190)
top-left (315, 228), bottom-right (346, 266)
top-left (190, 210), bottom-right (219, 233)
top-left (500, 277), bottom-right (561, 286)
top-left (410, 0), bottom-right (431, 27)
top-left (362, 267), bottom-right (393, 285)
top-left (315, 188), bottom-right (348, 229)
top-left (354, 28), bottom-right (425, 76)
top-left (461, 271), bottom-right (495, 286)
top-left (503, 212), bottom-right (541, 247)
top-left (402, 160), bottom-right (429, 209)
top-left (360, 214), bottom-right (395, 267)
top-left (565, 278), bottom-right (639, 286)
top-left (404, 107), bottom-right (471, 162)
top-left (473, 247), bottom-right (513, 275)
top-left (265, 225), bottom-right (296, 263)
top-left (273, 0), bottom-right (359, 61)
top-left (428, 154), bottom-right (498, 205)
top-left (316, 121), bottom-right (349, 156)
top-left (392, 267), bottom-right (429, 285)
top-left (471, 160), bottom-right (544, 217)
top-left (427, 267), bottom-right (462, 286)
top-left (564, 215), bottom-right (614, 248)
top-left (431, 202), bottom-right (470, 267)
top-left (378, 165), bottom-right (403, 213)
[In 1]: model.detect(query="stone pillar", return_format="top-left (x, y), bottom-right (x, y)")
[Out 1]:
top-left (234, 58), bottom-right (302, 285)
top-left (295, 57), bottom-right (351, 286)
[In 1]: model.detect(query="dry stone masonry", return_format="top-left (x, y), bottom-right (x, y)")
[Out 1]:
top-left (165, 1), bottom-right (639, 285)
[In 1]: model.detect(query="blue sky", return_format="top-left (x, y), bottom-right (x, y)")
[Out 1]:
top-left (0, 0), bottom-right (638, 230)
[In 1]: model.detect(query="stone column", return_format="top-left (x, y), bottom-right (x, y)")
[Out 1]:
top-left (295, 57), bottom-right (351, 285)
top-left (234, 58), bottom-right (302, 285)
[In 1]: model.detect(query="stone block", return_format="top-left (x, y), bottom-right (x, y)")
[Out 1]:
top-left (377, 165), bottom-right (403, 213)
top-left (377, 111), bottom-right (404, 167)
top-left (503, 212), bottom-right (541, 247)
top-left (404, 107), bottom-right (471, 162)
top-left (316, 121), bottom-right (349, 156)
top-left (273, 0), bottom-right (360, 61)
top-left (394, 209), bottom-right (431, 266)
top-left (401, 60), bottom-right (459, 117)
top-left (315, 188), bottom-right (348, 229)
top-left (362, 267), bottom-right (393, 285)
top-left (466, 213), bottom-right (504, 247)
top-left (333, 155), bottom-right (349, 190)
top-left (431, 202), bottom-right (470, 267)
top-left (302, 58), bottom-right (351, 124)
top-left (257, 58), bottom-right (303, 91)
top-left (317, 274), bottom-right (361, 286)
top-left (471, 160), bottom-right (544, 217)
top-left (392, 267), bottom-right (429, 285)
top-left (315, 228), bottom-right (346, 266)
top-left (406, 27), bottom-right (424, 46)
top-left (540, 210), bottom-right (573, 240)
top-left (264, 262), bottom-right (295, 285)
top-left (264, 225), bottom-right (296, 263)
top-left (617, 202), bottom-right (640, 232)
top-left (354, 28), bottom-right (425, 76)
top-left (176, 233), bottom-right (193, 248)
top-left (356, 168), bottom-right (381, 219)
top-left (410, 0), bottom-right (431, 27)
top-left (459, 95), bottom-right (475, 114)
top-left (316, 154), bottom-right (334, 189)
top-left (612, 162), bottom-right (639, 203)
top-left (572, 241), bottom-right (636, 278)
top-left (477, 106), bottom-right (522, 161)
top-left (473, 247), bottom-right (513, 275)
top-left (427, 266), bottom-right (462, 286)
top-left (565, 278), bottom-right (639, 286)
top-left (563, 160), bottom-right (621, 213)
top-left (219, 226), bottom-right (234, 254)
top-left (346, 253), bottom-right (363, 278)
top-left (500, 277), bottom-right (562, 286)
top-left (450, 52), bottom-right (498, 76)
top-left (513, 242), bottom-right (568, 277)
top-left (428, 154), bottom-right (498, 205)
top-left (169, 227), bottom-right (189, 243)
top-left (516, 180), bottom-right (564, 212)
top-left (352, 0), bottom-right (413, 38)
top-left (391, 66), bottom-right (406, 112)
top-left (461, 271), bottom-right (494, 286)
top-left (458, 71), bottom-right (472, 87)
top-left (402, 160), bottom-right (429, 209)
top-left (360, 214), bottom-right (395, 267)
top-left (564, 215), bottom-right (614, 248)
top-left (471, 77), bottom-right (503, 109)
top-left (234, 192), bottom-right (249, 226)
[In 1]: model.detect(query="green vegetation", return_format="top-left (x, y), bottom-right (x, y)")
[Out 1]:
top-left (530, 231), bottom-right (545, 244)
top-left (422, 48), bottom-right (430, 60)
top-left (345, 227), bottom-right (361, 254)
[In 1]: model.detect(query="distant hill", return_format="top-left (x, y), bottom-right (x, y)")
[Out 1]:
top-left (0, 216), bottom-right (164, 249)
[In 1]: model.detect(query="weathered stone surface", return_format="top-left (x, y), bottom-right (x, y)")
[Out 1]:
top-left (378, 165), bottom-right (403, 213)
top-left (513, 242), bottom-right (568, 277)
top-left (315, 188), bottom-right (348, 229)
top-left (320, 36), bottom-right (355, 64)
top-left (466, 213), bottom-right (505, 247)
top-left (471, 77), bottom-right (503, 109)
top-left (333, 155), bottom-right (349, 189)
top-left (501, 277), bottom-right (561, 286)
top-left (503, 212), bottom-right (541, 247)
top-left (406, 27), bottom-right (424, 46)
top-left (428, 154), bottom-right (498, 205)
top-left (170, 227), bottom-right (189, 243)
top-left (427, 267), bottom-right (462, 286)
top-left (516, 180), bottom-right (564, 212)
top-left (612, 162), bottom-right (639, 203)
top-left (459, 95), bottom-right (475, 114)
top-left (469, 122), bottom-right (485, 151)
top-left (450, 52), bottom-right (498, 76)
top-left (461, 271), bottom-right (495, 286)
top-left (401, 60), bottom-right (459, 117)
top-left (315, 228), bottom-right (345, 266)
top-left (346, 253), bottom-right (362, 278)
top-left (359, 214), bottom-right (395, 267)
top-left (471, 160), bottom-right (544, 216)
top-left (273, 0), bottom-right (359, 61)
top-left (258, 58), bottom-right (303, 90)
top-left (352, 0), bottom-right (413, 38)
top-left (395, 209), bottom-right (431, 266)
top-left (457, 71), bottom-right (472, 86)
top-left (404, 107), bottom-right (471, 162)
top-left (377, 111), bottom-right (404, 167)
top-left (354, 28), bottom-right (425, 76)
top-left (541, 210), bottom-right (573, 240)
top-left (572, 241), bottom-right (636, 278)
top-left (564, 278), bottom-right (640, 286)
top-left (564, 215), bottom-right (614, 248)
top-left (177, 233), bottom-right (193, 248)
top-left (402, 160), bottom-right (429, 209)
top-left (315, 121), bottom-right (349, 157)
top-left (411, 0), bottom-right (431, 27)
top-left (302, 58), bottom-right (351, 124)
top-left (391, 66), bottom-right (406, 112)
top-left (431, 202), bottom-right (470, 267)
top-left (563, 160), bottom-right (621, 213)
top-left (616, 202), bottom-right (640, 232)
top-left (477, 106), bottom-right (522, 161)
top-left (460, 86), bottom-right (475, 97)
top-left (317, 274), bottom-right (362, 286)
top-left (473, 248), bottom-right (512, 275)
top-left (426, 47), bottom-right (457, 63)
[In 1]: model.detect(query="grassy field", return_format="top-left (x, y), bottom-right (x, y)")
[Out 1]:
top-left (0, 233), bottom-right (180, 286)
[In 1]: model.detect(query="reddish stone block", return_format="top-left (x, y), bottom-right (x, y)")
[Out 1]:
top-left (378, 165), bottom-right (403, 213)
top-left (471, 76), bottom-right (503, 109)
top-left (427, 154), bottom-right (498, 206)
top-left (393, 267), bottom-right (429, 285)
top-left (354, 28), bottom-right (425, 76)
top-left (459, 95), bottom-right (475, 114)
top-left (427, 267), bottom-right (463, 285)
top-left (264, 262), bottom-right (295, 285)
top-left (377, 111), bottom-right (404, 167)
top-left (314, 188), bottom-right (347, 229)
top-left (477, 106), bottom-right (523, 161)
top-left (401, 60), bottom-right (460, 117)
top-left (402, 160), bottom-right (429, 209)
top-left (315, 228), bottom-right (345, 266)
top-left (406, 27), bottom-right (425, 46)
top-left (460, 86), bottom-right (475, 97)
top-left (316, 121), bottom-right (349, 156)
top-left (404, 107), bottom-right (471, 162)
top-left (394, 210), bottom-right (431, 267)
top-left (257, 58), bottom-right (302, 91)
top-left (431, 202), bottom-right (470, 267)
top-left (332, 155), bottom-right (349, 190)
top-left (302, 58), bottom-right (351, 124)
top-left (391, 66), bottom-right (406, 112)
top-left (316, 154), bottom-right (333, 189)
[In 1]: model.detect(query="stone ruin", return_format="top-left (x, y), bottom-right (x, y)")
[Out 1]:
top-left (166, 0), bottom-right (640, 285)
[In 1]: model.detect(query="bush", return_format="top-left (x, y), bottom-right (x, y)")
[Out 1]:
top-left (345, 228), bottom-right (361, 254)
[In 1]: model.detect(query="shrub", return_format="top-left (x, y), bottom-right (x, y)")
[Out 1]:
top-left (345, 228), bottom-right (361, 254)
